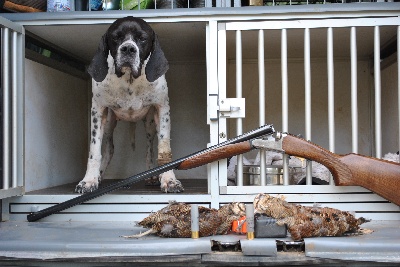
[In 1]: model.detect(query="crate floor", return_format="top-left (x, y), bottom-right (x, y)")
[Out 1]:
top-left (26, 178), bottom-right (208, 195)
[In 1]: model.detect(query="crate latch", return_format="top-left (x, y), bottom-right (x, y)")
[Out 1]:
top-left (209, 97), bottom-right (245, 120)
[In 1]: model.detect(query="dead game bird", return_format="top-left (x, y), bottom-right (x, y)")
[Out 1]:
top-left (123, 201), bottom-right (246, 238)
top-left (254, 193), bottom-right (370, 241)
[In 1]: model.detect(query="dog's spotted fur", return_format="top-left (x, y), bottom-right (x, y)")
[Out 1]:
top-left (75, 16), bottom-right (184, 194)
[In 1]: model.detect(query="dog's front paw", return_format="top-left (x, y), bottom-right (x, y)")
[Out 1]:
top-left (159, 170), bottom-right (184, 193)
top-left (75, 177), bottom-right (99, 193)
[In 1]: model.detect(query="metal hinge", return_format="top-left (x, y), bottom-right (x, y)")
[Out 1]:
top-left (209, 95), bottom-right (245, 120)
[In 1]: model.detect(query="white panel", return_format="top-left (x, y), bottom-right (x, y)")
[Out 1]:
top-left (24, 60), bottom-right (89, 192)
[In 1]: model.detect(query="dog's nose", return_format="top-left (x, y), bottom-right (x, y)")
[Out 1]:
top-left (120, 43), bottom-right (136, 54)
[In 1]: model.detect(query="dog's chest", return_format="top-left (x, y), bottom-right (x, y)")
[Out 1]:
top-left (93, 74), bottom-right (167, 121)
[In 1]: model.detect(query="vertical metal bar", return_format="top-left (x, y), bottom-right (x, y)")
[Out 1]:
top-left (217, 24), bottom-right (228, 192)
top-left (12, 31), bottom-right (18, 188)
top-left (281, 29), bottom-right (289, 186)
top-left (236, 30), bottom-right (243, 187)
top-left (350, 27), bottom-right (358, 154)
top-left (208, 21), bottom-right (220, 208)
top-left (2, 28), bottom-right (10, 189)
top-left (258, 29), bottom-right (266, 186)
top-left (327, 27), bottom-right (335, 185)
top-left (374, 26), bottom-right (382, 159)
top-left (304, 28), bottom-right (312, 185)
top-left (17, 31), bottom-right (24, 187)
top-left (398, 26), bottom-right (400, 156)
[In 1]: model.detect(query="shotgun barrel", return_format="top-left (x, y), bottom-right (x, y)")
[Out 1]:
top-left (27, 124), bottom-right (275, 222)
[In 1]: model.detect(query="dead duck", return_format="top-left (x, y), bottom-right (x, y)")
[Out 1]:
top-left (123, 201), bottom-right (246, 238)
top-left (254, 193), bottom-right (370, 241)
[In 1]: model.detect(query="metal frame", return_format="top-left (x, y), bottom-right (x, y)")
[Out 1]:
top-left (0, 16), bottom-right (25, 201)
top-left (0, 4), bottom-right (399, 221)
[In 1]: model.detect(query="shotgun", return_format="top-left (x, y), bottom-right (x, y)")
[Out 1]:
top-left (28, 126), bottom-right (399, 222)
top-left (27, 124), bottom-right (275, 222)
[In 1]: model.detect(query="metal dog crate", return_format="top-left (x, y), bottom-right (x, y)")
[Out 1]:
top-left (0, 1), bottom-right (399, 225)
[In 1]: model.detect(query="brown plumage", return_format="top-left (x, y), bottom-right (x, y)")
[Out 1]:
top-left (254, 193), bottom-right (370, 241)
top-left (124, 201), bottom-right (246, 238)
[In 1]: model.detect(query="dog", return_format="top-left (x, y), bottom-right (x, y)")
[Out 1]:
top-left (75, 16), bottom-right (184, 194)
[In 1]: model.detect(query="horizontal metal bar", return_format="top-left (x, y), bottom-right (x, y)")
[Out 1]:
top-left (3, 3), bottom-right (400, 26)
top-left (9, 202), bottom-right (399, 213)
top-left (0, 16), bottom-right (24, 33)
top-left (226, 16), bottom-right (400, 31)
top-left (0, 187), bottom-right (24, 199)
top-left (8, 194), bottom-right (214, 203)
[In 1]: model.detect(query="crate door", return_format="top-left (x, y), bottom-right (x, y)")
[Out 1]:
top-left (0, 17), bottom-right (25, 199)
top-left (212, 18), bottom-right (400, 220)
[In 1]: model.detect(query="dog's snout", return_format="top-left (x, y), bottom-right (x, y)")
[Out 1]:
top-left (120, 43), bottom-right (136, 54)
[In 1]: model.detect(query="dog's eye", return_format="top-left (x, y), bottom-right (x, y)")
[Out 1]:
top-left (112, 33), bottom-right (123, 42)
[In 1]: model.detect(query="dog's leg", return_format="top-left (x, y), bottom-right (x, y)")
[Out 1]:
top-left (130, 121), bottom-right (137, 152)
top-left (99, 109), bottom-right (117, 180)
top-left (75, 101), bottom-right (107, 193)
top-left (143, 107), bottom-right (159, 186)
top-left (144, 107), bottom-right (157, 169)
top-left (155, 104), bottom-right (184, 193)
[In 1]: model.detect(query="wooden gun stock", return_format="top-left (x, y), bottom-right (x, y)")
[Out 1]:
top-left (178, 141), bottom-right (253, 170)
top-left (282, 135), bottom-right (400, 206)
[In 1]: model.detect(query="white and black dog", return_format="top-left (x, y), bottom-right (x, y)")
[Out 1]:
top-left (75, 16), bottom-right (184, 194)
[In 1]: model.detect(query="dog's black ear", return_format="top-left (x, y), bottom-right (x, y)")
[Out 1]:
top-left (145, 33), bottom-right (169, 82)
top-left (87, 33), bottom-right (109, 82)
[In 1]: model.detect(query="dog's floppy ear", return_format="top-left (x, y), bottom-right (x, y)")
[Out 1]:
top-left (87, 33), bottom-right (109, 82)
top-left (145, 33), bottom-right (169, 82)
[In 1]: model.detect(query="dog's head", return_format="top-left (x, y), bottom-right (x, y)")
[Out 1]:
top-left (88, 16), bottom-right (169, 83)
